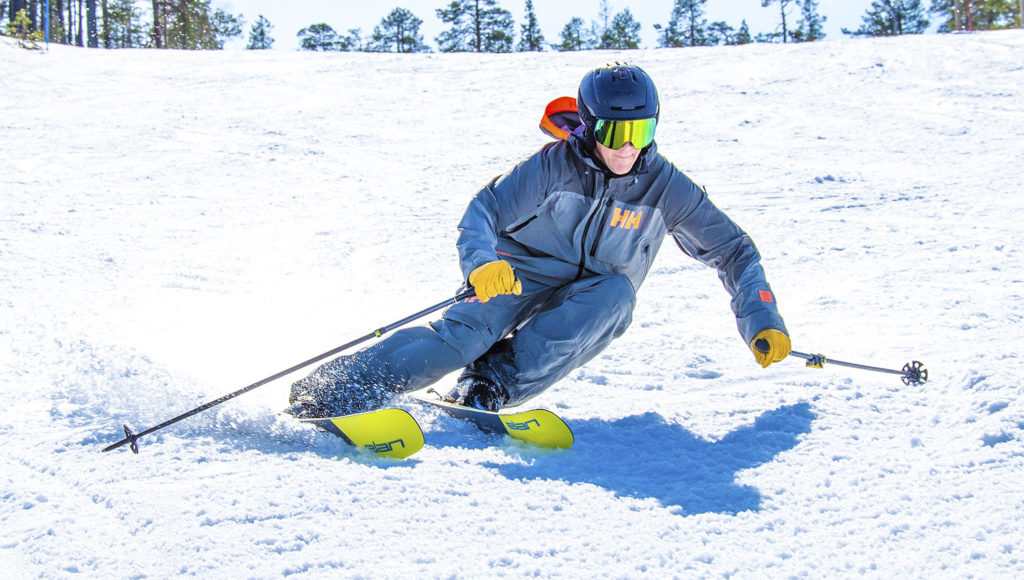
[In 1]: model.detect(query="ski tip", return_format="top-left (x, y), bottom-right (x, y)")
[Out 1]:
top-left (501, 409), bottom-right (574, 449)
top-left (411, 389), bottom-right (574, 449)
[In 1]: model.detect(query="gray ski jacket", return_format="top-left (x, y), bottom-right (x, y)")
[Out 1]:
top-left (456, 135), bottom-right (787, 345)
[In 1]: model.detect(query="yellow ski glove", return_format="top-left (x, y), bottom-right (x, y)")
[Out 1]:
top-left (750, 328), bottom-right (791, 368)
top-left (468, 260), bottom-right (522, 303)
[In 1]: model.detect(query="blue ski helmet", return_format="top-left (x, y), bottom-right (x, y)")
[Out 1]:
top-left (577, 64), bottom-right (659, 147)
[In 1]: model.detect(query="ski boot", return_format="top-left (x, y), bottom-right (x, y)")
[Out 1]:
top-left (444, 375), bottom-right (510, 412)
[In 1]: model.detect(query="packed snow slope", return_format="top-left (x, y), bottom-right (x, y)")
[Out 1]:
top-left (2, 30), bottom-right (1023, 577)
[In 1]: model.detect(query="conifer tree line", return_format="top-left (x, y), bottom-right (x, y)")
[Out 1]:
top-left (3, 0), bottom-right (1022, 51)
top-left (2, 0), bottom-right (241, 48)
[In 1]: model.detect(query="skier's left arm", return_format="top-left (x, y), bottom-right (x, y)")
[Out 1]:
top-left (667, 178), bottom-right (790, 368)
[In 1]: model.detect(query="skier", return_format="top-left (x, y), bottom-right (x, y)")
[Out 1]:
top-left (289, 63), bottom-right (790, 417)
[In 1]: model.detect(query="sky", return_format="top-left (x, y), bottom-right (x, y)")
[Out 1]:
top-left (219, 0), bottom-right (885, 51)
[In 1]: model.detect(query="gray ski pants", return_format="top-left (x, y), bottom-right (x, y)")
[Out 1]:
top-left (303, 273), bottom-right (636, 409)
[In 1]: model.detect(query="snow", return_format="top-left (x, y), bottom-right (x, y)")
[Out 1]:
top-left (3, 30), bottom-right (1024, 577)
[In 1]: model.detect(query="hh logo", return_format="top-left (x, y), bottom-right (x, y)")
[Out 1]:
top-left (365, 439), bottom-right (406, 453)
top-left (610, 207), bottom-right (643, 230)
top-left (505, 419), bottom-right (540, 431)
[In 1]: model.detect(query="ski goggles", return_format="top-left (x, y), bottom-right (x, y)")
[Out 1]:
top-left (593, 117), bottom-right (657, 150)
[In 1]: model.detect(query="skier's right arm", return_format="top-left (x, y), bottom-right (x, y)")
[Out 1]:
top-left (455, 148), bottom-right (552, 282)
top-left (457, 175), bottom-right (504, 280)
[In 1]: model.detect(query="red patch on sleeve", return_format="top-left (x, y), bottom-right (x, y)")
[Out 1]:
top-left (759, 290), bottom-right (774, 303)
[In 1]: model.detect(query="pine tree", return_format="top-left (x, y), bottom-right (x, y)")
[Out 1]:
top-left (102, 0), bottom-right (110, 48)
top-left (76, 0), bottom-right (84, 46)
top-left (931, 0), bottom-right (1017, 30)
top-left (22, 1), bottom-right (55, 43)
top-left (844, 0), bottom-right (929, 36)
top-left (517, 0), bottom-right (545, 51)
top-left (589, 0), bottom-right (612, 48)
top-left (436, 0), bottom-right (514, 53)
top-left (340, 28), bottom-right (363, 51)
top-left (929, 0), bottom-right (956, 30)
top-left (246, 14), bottom-right (274, 49)
top-left (654, 1), bottom-right (684, 47)
top-left (930, 0), bottom-right (972, 31)
top-left (87, 0), bottom-right (98, 47)
top-left (707, 21), bottom-right (735, 45)
top-left (435, 0), bottom-right (467, 51)
top-left (482, 5), bottom-right (514, 52)
top-left (104, 0), bottom-right (146, 47)
top-left (208, 5), bottom-right (242, 49)
top-left (761, 0), bottom-right (795, 42)
top-left (683, 0), bottom-right (711, 45)
top-left (151, 0), bottom-right (166, 47)
top-left (296, 23), bottom-right (360, 51)
top-left (602, 8), bottom-right (641, 49)
top-left (150, 0), bottom-right (242, 49)
top-left (791, 0), bottom-right (826, 41)
top-left (297, 22), bottom-right (338, 51)
top-left (972, 0), bottom-right (1018, 28)
top-left (734, 19), bottom-right (753, 44)
top-left (5, 2), bottom-right (23, 32)
top-left (554, 16), bottom-right (585, 51)
top-left (371, 8), bottom-right (429, 52)
top-left (6, 8), bottom-right (43, 48)
top-left (656, 0), bottom-right (709, 47)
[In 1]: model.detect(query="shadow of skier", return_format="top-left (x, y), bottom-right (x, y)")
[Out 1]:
top-left (487, 402), bottom-right (815, 515)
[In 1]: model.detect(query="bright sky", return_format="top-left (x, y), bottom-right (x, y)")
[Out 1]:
top-left (218, 0), bottom-right (891, 51)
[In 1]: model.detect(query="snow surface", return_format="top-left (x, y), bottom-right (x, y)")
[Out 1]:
top-left (2, 31), bottom-right (1024, 577)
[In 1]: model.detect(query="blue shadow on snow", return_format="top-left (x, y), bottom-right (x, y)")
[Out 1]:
top-left (487, 403), bottom-right (814, 516)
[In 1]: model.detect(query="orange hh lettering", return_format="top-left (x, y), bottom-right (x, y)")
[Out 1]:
top-left (610, 207), bottom-right (643, 230)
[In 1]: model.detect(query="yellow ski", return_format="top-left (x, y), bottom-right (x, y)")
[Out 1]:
top-left (410, 390), bottom-right (574, 449)
top-left (300, 408), bottom-right (424, 459)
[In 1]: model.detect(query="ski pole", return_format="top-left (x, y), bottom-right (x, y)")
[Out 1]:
top-left (102, 287), bottom-right (477, 454)
top-left (754, 339), bottom-right (928, 386)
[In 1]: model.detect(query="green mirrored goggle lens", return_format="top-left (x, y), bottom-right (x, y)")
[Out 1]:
top-left (593, 117), bottom-right (657, 150)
